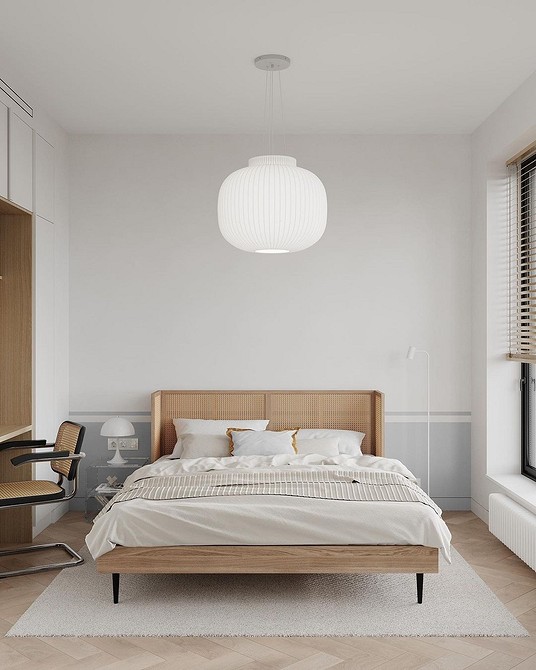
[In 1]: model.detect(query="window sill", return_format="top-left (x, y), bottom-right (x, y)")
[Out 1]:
top-left (487, 474), bottom-right (536, 516)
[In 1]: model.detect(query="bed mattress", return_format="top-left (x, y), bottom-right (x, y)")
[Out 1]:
top-left (85, 454), bottom-right (451, 561)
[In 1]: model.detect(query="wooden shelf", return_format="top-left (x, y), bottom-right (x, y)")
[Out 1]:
top-left (0, 424), bottom-right (32, 442)
top-left (0, 193), bottom-right (32, 216)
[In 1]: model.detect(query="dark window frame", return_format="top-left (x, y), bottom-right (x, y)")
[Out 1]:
top-left (521, 363), bottom-right (536, 481)
top-left (520, 151), bottom-right (536, 481)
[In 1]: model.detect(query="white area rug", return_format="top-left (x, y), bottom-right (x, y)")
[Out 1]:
top-left (7, 547), bottom-right (527, 637)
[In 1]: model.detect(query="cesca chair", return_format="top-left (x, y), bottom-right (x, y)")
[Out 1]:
top-left (0, 421), bottom-right (86, 578)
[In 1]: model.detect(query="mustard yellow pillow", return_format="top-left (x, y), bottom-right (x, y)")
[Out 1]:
top-left (226, 428), bottom-right (299, 455)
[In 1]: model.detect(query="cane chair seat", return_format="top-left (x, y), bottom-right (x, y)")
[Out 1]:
top-left (0, 480), bottom-right (65, 506)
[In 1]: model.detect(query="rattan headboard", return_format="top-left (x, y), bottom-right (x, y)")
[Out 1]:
top-left (151, 390), bottom-right (384, 461)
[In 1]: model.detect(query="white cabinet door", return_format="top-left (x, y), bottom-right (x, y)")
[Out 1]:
top-left (35, 134), bottom-right (54, 222)
top-left (8, 110), bottom-right (33, 211)
top-left (34, 215), bottom-right (55, 442)
top-left (0, 102), bottom-right (7, 198)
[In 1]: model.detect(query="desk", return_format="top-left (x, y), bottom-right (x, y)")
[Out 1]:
top-left (0, 425), bottom-right (32, 442)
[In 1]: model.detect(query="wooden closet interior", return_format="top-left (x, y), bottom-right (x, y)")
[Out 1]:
top-left (0, 194), bottom-right (33, 543)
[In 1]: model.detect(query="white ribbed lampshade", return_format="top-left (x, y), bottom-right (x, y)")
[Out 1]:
top-left (218, 155), bottom-right (327, 253)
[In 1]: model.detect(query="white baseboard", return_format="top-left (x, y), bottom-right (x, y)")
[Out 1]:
top-left (471, 498), bottom-right (489, 525)
top-left (32, 502), bottom-right (69, 538)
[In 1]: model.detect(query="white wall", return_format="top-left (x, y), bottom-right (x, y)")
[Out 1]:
top-left (471, 71), bottom-right (536, 522)
top-left (69, 134), bottom-right (471, 417)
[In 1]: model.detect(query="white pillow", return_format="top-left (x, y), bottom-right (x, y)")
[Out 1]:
top-left (172, 418), bottom-right (269, 457)
top-left (230, 429), bottom-right (297, 456)
top-left (297, 429), bottom-right (365, 456)
top-left (296, 437), bottom-right (340, 456)
top-left (179, 434), bottom-right (230, 459)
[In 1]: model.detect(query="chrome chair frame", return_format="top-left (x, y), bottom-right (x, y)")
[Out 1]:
top-left (0, 424), bottom-right (86, 578)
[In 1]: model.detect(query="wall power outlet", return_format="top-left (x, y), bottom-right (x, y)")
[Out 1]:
top-left (108, 438), bottom-right (139, 451)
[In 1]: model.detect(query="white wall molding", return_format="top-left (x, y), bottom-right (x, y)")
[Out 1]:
top-left (32, 501), bottom-right (68, 538)
top-left (386, 412), bottom-right (471, 424)
top-left (70, 411), bottom-right (471, 425)
top-left (69, 412), bottom-right (151, 423)
top-left (471, 498), bottom-right (489, 524)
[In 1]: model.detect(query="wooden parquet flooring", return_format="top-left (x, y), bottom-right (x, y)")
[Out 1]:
top-left (1, 511), bottom-right (536, 669)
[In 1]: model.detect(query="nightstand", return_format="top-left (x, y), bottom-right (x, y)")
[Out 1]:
top-left (85, 457), bottom-right (148, 519)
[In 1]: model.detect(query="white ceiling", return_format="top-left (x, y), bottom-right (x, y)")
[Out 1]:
top-left (1, 0), bottom-right (536, 134)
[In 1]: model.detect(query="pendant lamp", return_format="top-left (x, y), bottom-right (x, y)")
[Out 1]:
top-left (218, 55), bottom-right (327, 253)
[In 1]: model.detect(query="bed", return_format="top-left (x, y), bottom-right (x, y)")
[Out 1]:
top-left (89, 390), bottom-right (450, 603)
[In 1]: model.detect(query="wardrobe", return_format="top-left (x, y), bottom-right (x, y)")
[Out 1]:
top-left (0, 100), bottom-right (56, 543)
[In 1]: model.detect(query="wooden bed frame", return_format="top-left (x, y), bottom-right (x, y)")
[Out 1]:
top-left (96, 390), bottom-right (439, 603)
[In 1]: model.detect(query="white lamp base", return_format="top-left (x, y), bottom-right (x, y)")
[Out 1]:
top-left (107, 446), bottom-right (128, 465)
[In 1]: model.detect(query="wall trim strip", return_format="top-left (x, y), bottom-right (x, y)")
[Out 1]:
top-left (0, 77), bottom-right (33, 117)
top-left (69, 410), bottom-right (471, 424)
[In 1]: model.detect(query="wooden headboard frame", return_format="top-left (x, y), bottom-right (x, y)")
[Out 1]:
top-left (151, 390), bottom-right (384, 462)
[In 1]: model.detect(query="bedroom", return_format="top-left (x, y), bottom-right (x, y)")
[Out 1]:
top-left (0, 0), bottom-right (534, 666)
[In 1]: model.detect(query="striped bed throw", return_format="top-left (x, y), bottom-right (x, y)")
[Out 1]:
top-left (95, 469), bottom-right (441, 522)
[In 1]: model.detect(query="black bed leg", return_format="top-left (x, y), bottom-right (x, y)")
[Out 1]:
top-left (416, 573), bottom-right (423, 604)
top-left (112, 573), bottom-right (120, 604)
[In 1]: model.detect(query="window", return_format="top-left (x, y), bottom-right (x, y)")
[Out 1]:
top-left (511, 149), bottom-right (536, 480)
top-left (509, 150), bottom-right (536, 361)
top-left (522, 363), bottom-right (536, 481)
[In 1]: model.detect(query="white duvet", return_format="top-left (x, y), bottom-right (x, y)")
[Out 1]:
top-left (85, 454), bottom-right (451, 561)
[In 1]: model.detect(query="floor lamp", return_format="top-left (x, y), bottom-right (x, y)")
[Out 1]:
top-left (407, 346), bottom-right (430, 495)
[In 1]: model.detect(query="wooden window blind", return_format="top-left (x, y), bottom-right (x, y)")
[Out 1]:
top-left (509, 147), bottom-right (536, 361)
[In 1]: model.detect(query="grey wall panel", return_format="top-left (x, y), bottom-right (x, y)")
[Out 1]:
top-left (72, 420), bottom-right (471, 513)
top-left (385, 422), bottom-right (471, 509)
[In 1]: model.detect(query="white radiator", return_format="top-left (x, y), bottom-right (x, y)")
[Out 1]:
top-left (489, 493), bottom-right (536, 571)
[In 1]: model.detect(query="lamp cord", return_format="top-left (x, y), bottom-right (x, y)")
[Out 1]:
top-left (263, 71), bottom-right (269, 155)
top-left (269, 70), bottom-right (274, 154)
top-left (278, 70), bottom-right (286, 155)
top-left (263, 67), bottom-right (286, 156)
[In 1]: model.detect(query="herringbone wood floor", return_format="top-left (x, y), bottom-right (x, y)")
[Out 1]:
top-left (1, 512), bottom-right (536, 669)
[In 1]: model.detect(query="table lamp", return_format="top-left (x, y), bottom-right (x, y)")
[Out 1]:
top-left (101, 417), bottom-right (135, 465)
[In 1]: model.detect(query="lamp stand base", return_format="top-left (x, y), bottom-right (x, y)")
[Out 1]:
top-left (107, 447), bottom-right (128, 466)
